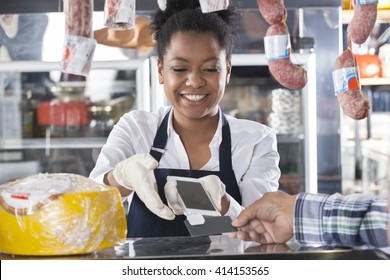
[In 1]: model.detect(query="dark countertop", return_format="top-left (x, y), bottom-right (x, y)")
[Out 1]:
top-left (1, 235), bottom-right (389, 260)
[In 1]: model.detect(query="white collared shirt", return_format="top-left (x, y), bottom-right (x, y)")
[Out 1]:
top-left (90, 106), bottom-right (280, 218)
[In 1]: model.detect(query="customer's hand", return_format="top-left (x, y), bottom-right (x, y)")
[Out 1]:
top-left (229, 191), bottom-right (296, 243)
top-left (112, 154), bottom-right (175, 220)
top-left (164, 175), bottom-right (227, 215)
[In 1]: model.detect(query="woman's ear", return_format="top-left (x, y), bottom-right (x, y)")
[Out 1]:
top-left (226, 59), bottom-right (232, 85)
top-left (157, 58), bottom-right (164, 84)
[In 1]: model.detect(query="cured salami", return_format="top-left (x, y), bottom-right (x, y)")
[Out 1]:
top-left (64, 0), bottom-right (93, 38)
top-left (61, 0), bottom-right (96, 77)
top-left (333, 49), bottom-right (370, 120)
top-left (347, 3), bottom-right (378, 45)
top-left (265, 22), bottom-right (307, 90)
top-left (257, 0), bottom-right (286, 25)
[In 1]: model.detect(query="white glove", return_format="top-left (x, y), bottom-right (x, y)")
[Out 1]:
top-left (164, 176), bottom-right (185, 215)
top-left (164, 175), bottom-right (226, 215)
top-left (112, 154), bottom-right (175, 220)
top-left (199, 175), bottom-right (226, 212)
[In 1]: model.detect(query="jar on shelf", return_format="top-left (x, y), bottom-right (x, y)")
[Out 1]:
top-left (36, 82), bottom-right (90, 138)
top-left (21, 90), bottom-right (37, 139)
top-left (88, 103), bottom-right (115, 137)
top-left (88, 96), bottom-right (134, 137)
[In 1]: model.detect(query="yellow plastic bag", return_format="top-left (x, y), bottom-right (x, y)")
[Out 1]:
top-left (0, 173), bottom-right (127, 256)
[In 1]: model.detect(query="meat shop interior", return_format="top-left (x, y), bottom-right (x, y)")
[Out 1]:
top-left (0, 0), bottom-right (389, 262)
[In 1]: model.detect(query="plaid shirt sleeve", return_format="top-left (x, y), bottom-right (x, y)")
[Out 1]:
top-left (294, 192), bottom-right (388, 247)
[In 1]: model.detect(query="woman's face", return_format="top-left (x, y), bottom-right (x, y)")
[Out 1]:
top-left (158, 31), bottom-right (231, 122)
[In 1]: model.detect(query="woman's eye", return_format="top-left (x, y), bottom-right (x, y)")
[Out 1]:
top-left (171, 67), bottom-right (187, 72)
top-left (204, 67), bottom-right (221, 72)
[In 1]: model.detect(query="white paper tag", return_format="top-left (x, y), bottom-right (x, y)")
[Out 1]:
top-left (199, 0), bottom-right (229, 13)
top-left (354, 0), bottom-right (378, 5)
top-left (0, 174), bottom-right (71, 214)
top-left (104, 0), bottom-right (136, 29)
top-left (61, 35), bottom-right (97, 76)
top-left (332, 67), bottom-right (361, 95)
top-left (264, 34), bottom-right (290, 60)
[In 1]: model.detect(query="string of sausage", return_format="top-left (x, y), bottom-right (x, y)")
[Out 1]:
top-left (333, 1), bottom-right (377, 120)
top-left (257, 0), bottom-right (307, 90)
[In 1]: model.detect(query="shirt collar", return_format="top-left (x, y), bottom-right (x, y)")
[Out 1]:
top-left (166, 107), bottom-right (223, 147)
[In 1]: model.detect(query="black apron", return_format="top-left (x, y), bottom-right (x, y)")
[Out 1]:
top-left (127, 111), bottom-right (241, 237)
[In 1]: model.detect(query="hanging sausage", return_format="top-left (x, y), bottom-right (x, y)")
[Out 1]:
top-left (60, 0), bottom-right (96, 77)
top-left (347, 0), bottom-right (378, 45)
top-left (258, 0), bottom-right (307, 90)
top-left (332, 1), bottom-right (378, 120)
top-left (333, 49), bottom-right (370, 120)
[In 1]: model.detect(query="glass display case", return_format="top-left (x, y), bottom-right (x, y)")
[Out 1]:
top-left (1, 3), bottom-right (344, 195)
top-left (0, 11), bottom-right (153, 183)
top-left (0, 59), bottom-right (150, 183)
top-left (222, 54), bottom-right (317, 194)
top-left (340, 11), bottom-right (390, 195)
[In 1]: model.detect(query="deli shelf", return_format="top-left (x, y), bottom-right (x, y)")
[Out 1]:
top-left (0, 137), bottom-right (106, 150)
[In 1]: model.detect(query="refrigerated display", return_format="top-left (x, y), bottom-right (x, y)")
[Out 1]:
top-left (0, 59), bottom-right (150, 183)
top-left (222, 54), bottom-right (317, 194)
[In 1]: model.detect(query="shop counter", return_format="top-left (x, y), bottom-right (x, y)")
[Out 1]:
top-left (1, 235), bottom-right (389, 260)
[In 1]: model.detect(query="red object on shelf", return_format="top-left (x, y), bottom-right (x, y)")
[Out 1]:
top-left (37, 101), bottom-right (90, 126)
top-left (355, 54), bottom-right (382, 78)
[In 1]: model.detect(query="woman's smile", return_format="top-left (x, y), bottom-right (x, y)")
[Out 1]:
top-left (180, 93), bottom-right (208, 103)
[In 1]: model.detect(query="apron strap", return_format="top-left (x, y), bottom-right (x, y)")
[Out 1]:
top-left (219, 113), bottom-right (233, 172)
top-left (150, 109), bottom-right (234, 173)
top-left (149, 110), bottom-right (170, 162)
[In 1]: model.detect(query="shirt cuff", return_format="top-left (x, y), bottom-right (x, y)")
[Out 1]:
top-left (224, 193), bottom-right (244, 220)
top-left (294, 192), bottom-right (330, 244)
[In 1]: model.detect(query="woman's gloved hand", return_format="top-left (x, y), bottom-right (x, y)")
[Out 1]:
top-left (164, 175), bottom-right (227, 215)
top-left (112, 154), bottom-right (175, 220)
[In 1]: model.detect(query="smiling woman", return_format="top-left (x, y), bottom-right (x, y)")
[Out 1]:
top-left (158, 31), bottom-right (230, 126)
top-left (89, 0), bottom-right (281, 238)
